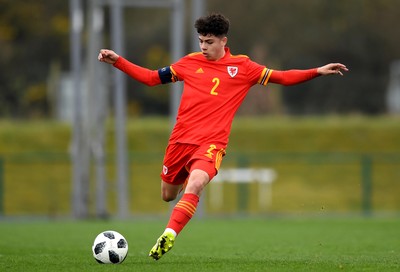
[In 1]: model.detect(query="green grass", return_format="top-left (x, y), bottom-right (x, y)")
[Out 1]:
top-left (1, 217), bottom-right (399, 271)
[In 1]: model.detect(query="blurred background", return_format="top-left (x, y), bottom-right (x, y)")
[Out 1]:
top-left (0, 0), bottom-right (399, 218)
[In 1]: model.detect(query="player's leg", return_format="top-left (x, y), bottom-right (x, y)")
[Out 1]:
top-left (149, 144), bottom-right (225, 260)
top-left (162, 146), bottom-right (225, 237)
top-left (149, 168), bottom-right (209, 261)
top-left (147, 181), bottom-right (183, 261)
top-left (149, 144), bottom-right (194, 260)
top-left (160, 180), bottom-right (182, 202)
top-left (184, 168), bottom-right (210, 196)
top-left (163, 168), bottom-right (209, 234)
top-left (149, 162), bottom-right (215, 260)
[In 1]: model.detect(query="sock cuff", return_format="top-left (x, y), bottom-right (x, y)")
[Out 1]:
top-left (175, 193), bottom-right (199, 218)
top-left (182, 193), bottom-right (200, 203)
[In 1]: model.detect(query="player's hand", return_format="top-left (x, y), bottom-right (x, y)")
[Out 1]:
top-left (98, 49), bottom-right (119, 64)
top-left (317, 63), bottom-right (349, 76)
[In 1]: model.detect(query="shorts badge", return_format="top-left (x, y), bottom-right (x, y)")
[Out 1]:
top-left (163, 165), bottom-right (168, 175)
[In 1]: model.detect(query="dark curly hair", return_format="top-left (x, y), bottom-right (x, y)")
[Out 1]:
top-left (194, 13), bottom-right (230, 37)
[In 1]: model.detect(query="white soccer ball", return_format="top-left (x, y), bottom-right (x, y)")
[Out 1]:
top-left (92, 230), bottom-right (128, 264)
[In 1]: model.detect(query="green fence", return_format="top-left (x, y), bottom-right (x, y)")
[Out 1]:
top-left (0, 152), bottom-right (399, 216)
top-left (215, 152), bottom-right (400, 215)
top-left (0, 157), bottom-right (3, 215)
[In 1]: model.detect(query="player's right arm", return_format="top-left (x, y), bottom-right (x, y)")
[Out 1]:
top-left (267, 63), bottom-right (348, 86)
top-left (98, 49), bottom-right (177, 86)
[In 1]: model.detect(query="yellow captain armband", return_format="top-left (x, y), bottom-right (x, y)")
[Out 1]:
top-left (258, 68), bottom-right (273, 86)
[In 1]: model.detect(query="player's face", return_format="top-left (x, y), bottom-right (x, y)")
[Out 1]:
top-left (198, 34), bottom-right (227, 61)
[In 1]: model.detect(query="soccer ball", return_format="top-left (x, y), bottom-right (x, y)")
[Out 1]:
top-left (92, 230), bottom-right (128, 264)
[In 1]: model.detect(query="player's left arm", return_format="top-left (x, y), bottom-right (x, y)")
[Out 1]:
top-left (98, 49), bottom-right (180, 86)
top-left (268, 63), bottom-right (348, 86)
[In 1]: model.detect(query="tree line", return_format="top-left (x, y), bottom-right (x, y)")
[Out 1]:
top-left (0, 0), bottom-right (399, 118)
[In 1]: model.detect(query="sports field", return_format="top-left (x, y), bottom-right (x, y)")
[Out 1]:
top-left (1, 217), bottom-right (399, 271)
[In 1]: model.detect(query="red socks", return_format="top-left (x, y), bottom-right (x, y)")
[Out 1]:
top-left (166, 193), bottom-right (199, 236)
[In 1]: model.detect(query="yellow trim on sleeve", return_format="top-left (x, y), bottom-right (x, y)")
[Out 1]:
top-left (169, 66), bottom-right (179, 82)
top-left (230, 54), bottom-right (249, 59)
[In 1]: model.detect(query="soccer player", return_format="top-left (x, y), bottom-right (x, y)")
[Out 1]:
top-left (98, 13), bottom-right (348, 260)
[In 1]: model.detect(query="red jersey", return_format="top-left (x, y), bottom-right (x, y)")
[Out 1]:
top-left (113, 47), bottom-right (319, 148)
top-left (168, 47), bottom-right (269, 147)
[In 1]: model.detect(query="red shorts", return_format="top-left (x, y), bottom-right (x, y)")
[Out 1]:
top-left (160, 143), bottom-right (226, 185)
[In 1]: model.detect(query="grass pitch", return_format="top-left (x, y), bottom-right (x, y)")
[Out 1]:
top-left (0, 217), bottom-right (399, 271)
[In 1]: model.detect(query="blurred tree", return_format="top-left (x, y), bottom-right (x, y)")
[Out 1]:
top-left (0, 0), bottom-right (69, 118)
top-left (123, 8), bottom-right (171, 116)
top-left (0, 0), bottom-right (399, 118)
top-left (208, 0), bottom-right (400, 115)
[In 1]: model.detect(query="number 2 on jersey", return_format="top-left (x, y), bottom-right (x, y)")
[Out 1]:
top-left (210, 77), bottom-right (220, 95)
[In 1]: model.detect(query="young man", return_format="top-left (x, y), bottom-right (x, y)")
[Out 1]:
top-left (98, 13), bottom-right (348, 260)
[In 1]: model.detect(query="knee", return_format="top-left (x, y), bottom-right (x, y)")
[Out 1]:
top-left (161, 191), bottom-right (177, 202)
top-left (160, 180), bottom-right (180, 202)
